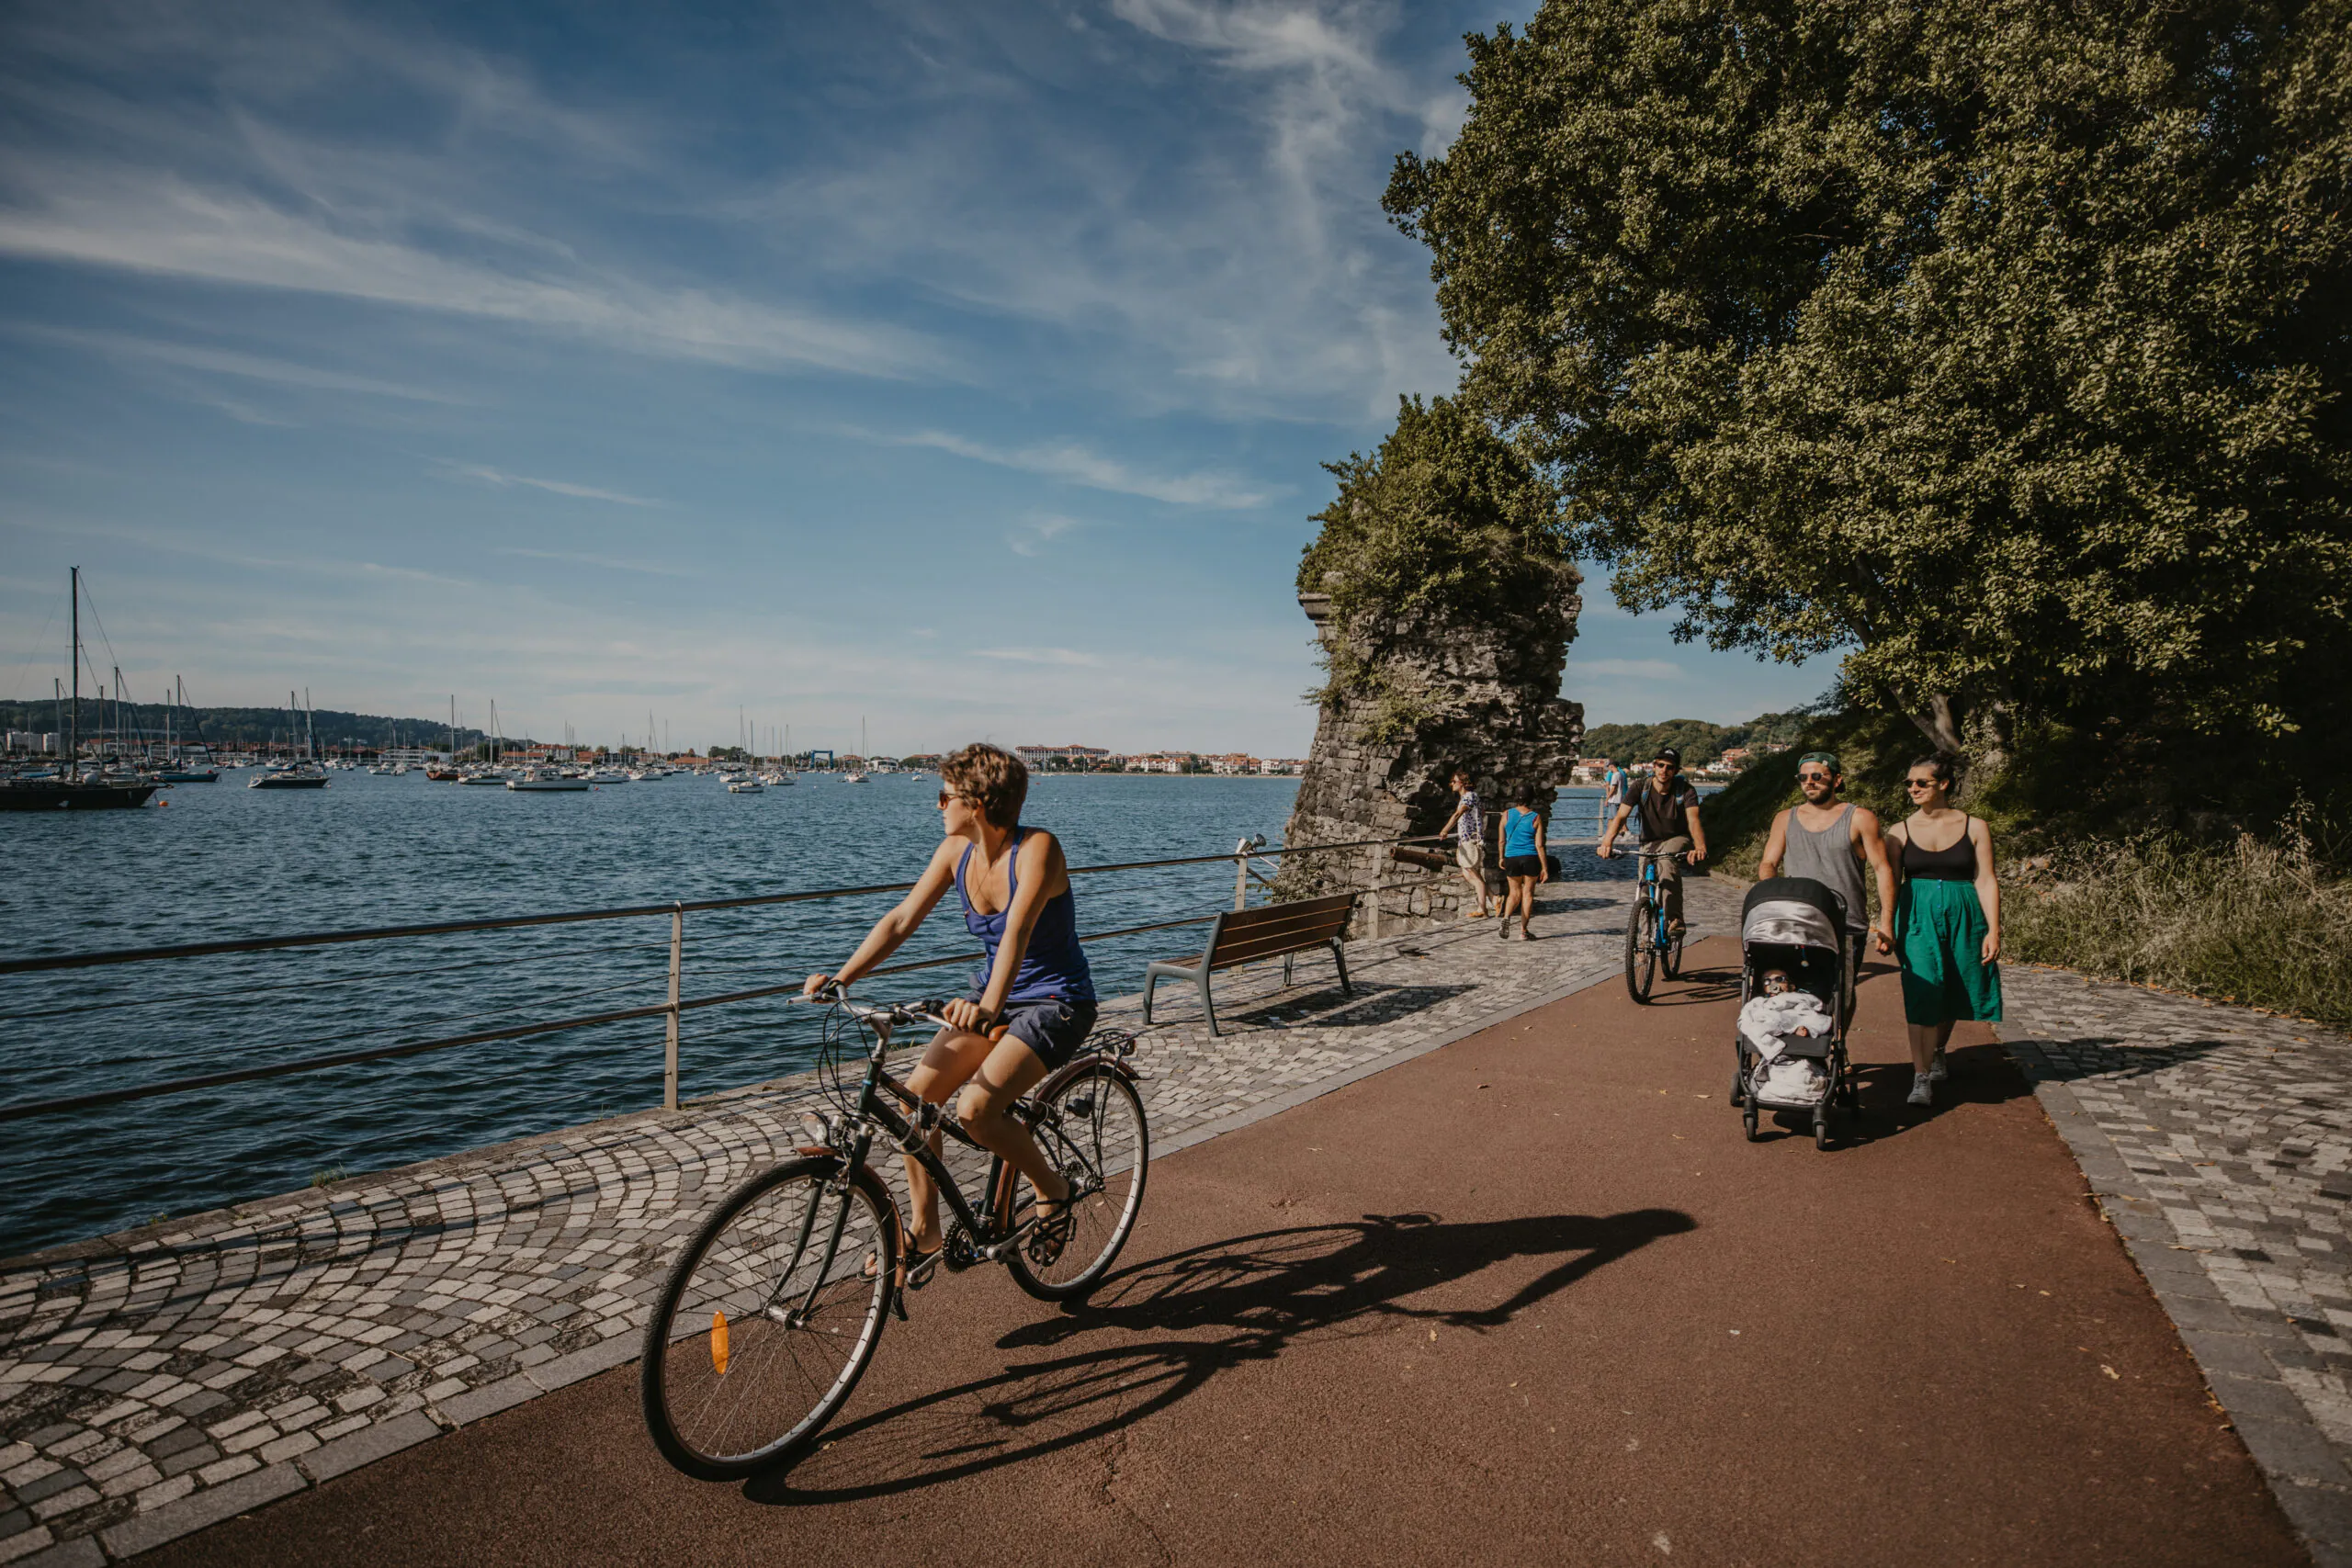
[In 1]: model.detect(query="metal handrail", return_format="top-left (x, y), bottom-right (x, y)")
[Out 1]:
top-left (0, 835), bottom-right (1429, 976)
top-left (0, 834), bottom-right (1437, 1122)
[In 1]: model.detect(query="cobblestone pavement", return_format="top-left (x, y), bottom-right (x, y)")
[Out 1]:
top-left (2002, 965), bottom-right (2352, 1567)
top-left (0, 870), bottom-right (1738, 1564)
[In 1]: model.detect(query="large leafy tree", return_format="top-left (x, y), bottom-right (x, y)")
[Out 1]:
top-left (1386, 0), bottom-right (2352, 758)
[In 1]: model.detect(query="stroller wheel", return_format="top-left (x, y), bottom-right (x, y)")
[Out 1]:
top-left (1742, 1107), bottom-right (1760, 1143)
top-left (1729, 1059), bottom-right (1746, 1107)
top-left (1814, 1108), bottom-right (1831, 1151)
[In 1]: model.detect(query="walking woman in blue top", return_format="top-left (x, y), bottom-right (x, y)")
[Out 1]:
top-left (1497, 784), bottom-right (1548, 941)
top-left (804, 742), bottom-right (1095, 1282)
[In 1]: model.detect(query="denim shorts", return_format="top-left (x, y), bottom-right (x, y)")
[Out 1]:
top-left (965, 993), bottom-right (1099, 1071)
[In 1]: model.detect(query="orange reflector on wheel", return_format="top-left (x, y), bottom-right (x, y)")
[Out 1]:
top-left (710, 1312), bottom-right (730, 1375)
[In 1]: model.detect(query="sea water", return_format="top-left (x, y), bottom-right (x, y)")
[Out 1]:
top-left (0, 773), bottom-right (1625, 1256)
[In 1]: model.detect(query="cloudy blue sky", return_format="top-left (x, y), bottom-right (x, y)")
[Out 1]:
top-left (0, 0), bottom-right (1829, 759)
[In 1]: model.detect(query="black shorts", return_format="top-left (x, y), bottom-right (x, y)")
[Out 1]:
top-left (963, 993), bottom-right (1099, 1071)
top-left (1501, 854), bottom-right (1544, 878)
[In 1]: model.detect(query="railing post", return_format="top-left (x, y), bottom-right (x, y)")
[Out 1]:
top-left (1234, 839), bottom-right (1252, 910)
top-left (663, 904), bottom-right (683, 1111)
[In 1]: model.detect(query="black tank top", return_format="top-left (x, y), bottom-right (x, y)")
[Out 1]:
top-left (1902, 819), bottom-right (1977, 881)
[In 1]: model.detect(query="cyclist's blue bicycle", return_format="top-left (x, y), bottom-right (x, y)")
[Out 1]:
top-left (1623, 848), bottom-right (1687, 1003)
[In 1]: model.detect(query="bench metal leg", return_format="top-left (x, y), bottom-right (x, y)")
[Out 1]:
top-left (1282, 953), bottom-right (1295, 988)
top-left (1142, 968), bottom-right (1159, 1025)
top-left (1330, 940), bottom-right (1351, 996)
top-left (1199, 964), bottom-right (1220, 1037)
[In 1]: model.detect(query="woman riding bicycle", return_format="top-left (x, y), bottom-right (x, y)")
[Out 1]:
top-left (802, 742), bottom-right (1091, 1282)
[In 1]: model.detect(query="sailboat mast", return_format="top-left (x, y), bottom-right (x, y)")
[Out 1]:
top-left (67, 567), bottom-right (79, 781)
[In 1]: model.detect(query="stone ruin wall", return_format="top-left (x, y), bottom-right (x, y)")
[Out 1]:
top-left (1277, 571), bottom-right (1585, 934)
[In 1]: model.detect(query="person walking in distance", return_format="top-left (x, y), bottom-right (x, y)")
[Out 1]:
top-left (1598, 748), bottom-right (1706, 935)
top-left (1437, 766), bottom-right (1493, 919)
top-left (1600, 759), bottom-right (1628, 839)
top-left (1883, 755), bottom-right (2003, 1107)
top-left (1497, 784), bottom-right (1548, 941)
top-left (1756, 751), bottom-right (1896, 1014)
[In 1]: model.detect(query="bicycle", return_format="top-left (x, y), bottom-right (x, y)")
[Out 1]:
top-left (1622, 847), bottom-right (1688, 1004)
top-left (639, 987), bottom-right (1149, 1480)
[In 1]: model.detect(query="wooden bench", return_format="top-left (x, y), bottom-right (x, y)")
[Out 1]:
top-left (1142, 892), bottom-right (1357, 1037)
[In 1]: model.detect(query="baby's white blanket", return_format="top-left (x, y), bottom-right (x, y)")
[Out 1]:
top-left (1738, 991), bottom-right (1834, 1060)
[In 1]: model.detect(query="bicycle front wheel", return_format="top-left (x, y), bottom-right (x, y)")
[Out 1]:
top-left (1624, 895), bottom-right (1657, 1004)
top-left (640, 1156), bottom-right (896, 1480)
top-left (1006, 1062), bottom-right (1149, 1303)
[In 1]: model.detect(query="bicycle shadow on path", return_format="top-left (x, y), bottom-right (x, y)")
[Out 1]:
top-left (744, 1206), bottom-right (1692, 1506)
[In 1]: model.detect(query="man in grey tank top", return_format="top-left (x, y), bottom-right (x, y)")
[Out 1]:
top-left (1757, 752), bottom-right (1896, 994)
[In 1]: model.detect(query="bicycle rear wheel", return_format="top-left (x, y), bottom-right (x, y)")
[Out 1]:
top-left (641, 1156), bottom-right (896, 1480)
top-left (1624, 895), bottom-right (1657, 1004)
top-left (1006, 1062), bottom-right (1149, 1303)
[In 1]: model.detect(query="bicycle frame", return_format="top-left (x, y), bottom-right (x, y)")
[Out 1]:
top-left (791, 999), bottom-right (1131, 1291)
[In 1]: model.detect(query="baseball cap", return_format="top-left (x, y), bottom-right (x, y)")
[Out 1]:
top-left (1654, 747), bottom-right (1680, 765)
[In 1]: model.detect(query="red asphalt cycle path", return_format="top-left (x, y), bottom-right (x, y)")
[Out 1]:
top-left (153, 939), bottom-right (2302, 1566)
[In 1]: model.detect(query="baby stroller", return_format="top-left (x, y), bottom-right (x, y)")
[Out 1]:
top-left (1730, 876), bottom-right (1857, 1150)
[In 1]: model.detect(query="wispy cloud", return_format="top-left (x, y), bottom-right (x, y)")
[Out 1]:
top-left (495, 547), bottom-right (693, 577)
top-left (893, 430), bottom-right (1271, 508)
top-left (10, 324), bottom-right (469, 403)
top-left (973, 647), bottom-right (1103, 667)
top-left (1007, 513), bottom-right (1082, 558)
top-left (1566, 658), bottom-right (1684, 680)
top-left (439, 463), bottom-right (664, 507)
top-left (0, 169), bottom-right (953, 379)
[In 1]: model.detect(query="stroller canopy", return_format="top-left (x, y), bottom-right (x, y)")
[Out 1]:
top-left (1741, 876), bottom-right (1845, 952)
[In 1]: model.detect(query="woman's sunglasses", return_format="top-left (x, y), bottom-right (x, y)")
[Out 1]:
top-left (936, 790), bottom-right (966, 808)
top-left (1905, 777), bottom-right (1941, 790)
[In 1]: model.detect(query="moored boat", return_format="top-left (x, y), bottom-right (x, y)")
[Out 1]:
top-left (0, 775), bottom-right (159, 810)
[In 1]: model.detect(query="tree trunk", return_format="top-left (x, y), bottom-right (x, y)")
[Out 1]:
top-left (1909, 694), bottom-right (1964, 756)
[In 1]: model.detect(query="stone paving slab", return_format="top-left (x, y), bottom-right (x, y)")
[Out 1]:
top-left (2001, 965), bottom-right (2352, 1568)
top-left (1, 869), bottom-right (1733, 1562)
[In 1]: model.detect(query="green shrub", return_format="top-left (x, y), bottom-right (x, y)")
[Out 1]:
top-left (2006, 824), bottom-right (2352, 1025)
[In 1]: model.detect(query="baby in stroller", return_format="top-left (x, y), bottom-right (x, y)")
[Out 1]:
top-left (1734, 875), bottom-right (1855, 1147)
top-left (1739, 969), bottom-right (1835, 1103)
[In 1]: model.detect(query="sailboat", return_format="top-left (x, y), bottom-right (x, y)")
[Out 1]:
top-left (250, 691), bottom-right (328, 788)
top-left (844, 717), bottom-right (869, 784)
top-left (1, 569), bottom-right (161, 810)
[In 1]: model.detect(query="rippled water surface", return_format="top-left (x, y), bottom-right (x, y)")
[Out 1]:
top-left (0, 773), bottom-right (1630, 1257)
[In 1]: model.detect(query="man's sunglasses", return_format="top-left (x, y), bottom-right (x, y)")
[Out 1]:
top-left (1797, 771), bottom-right (1834, 783)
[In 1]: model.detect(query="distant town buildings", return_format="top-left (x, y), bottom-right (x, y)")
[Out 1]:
top-left (1010, 744), bottom-right (1303, 776)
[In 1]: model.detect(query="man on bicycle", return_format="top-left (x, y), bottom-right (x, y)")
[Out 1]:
top-left (1597, 747), bottom-right (1706, 936)
top-left (803, 742), bottom-right (1090, 1280)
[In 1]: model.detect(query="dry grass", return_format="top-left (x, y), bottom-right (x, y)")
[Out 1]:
top-left (2005, 824), bottom-right (2352, 1025)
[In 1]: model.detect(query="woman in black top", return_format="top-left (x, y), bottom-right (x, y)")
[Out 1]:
top-left (1883, 756), bottom-right (2003, 1107)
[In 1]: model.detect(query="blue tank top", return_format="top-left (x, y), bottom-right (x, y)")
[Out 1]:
top-left (1502, 807), bottom-right (1541, 858)
top-left (956, 826), bottom-right (1096, 1003)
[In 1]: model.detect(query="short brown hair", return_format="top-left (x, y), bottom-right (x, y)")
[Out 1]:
top-left (942, 742), bottom-right (1027, 829)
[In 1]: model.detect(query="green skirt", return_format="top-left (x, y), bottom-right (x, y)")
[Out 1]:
top-left (1895, 877), bottom-right (2003, 1025)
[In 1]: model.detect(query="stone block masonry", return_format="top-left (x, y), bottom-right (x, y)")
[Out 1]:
top-left (0, 867), bottom-right (1726, 1562)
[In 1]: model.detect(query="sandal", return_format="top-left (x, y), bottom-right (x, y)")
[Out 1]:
top-left (865, 1236), bottom-right (944, 1290)
top-left (1026, 1192), bottom-right (1077, 1268)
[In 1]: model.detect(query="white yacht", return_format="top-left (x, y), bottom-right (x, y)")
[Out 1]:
top-left (509, 768), bottom-right (590, 792)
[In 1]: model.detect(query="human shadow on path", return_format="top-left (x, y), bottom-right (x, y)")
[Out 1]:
top-left (745, 1207), bottom-right (1694, 1505)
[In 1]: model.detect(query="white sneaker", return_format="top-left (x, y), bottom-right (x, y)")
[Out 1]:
top-left (1906, 1073), bottom-right (1934, 1107)
top-left (1928, 1049), bottom-right (1949, 1083)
